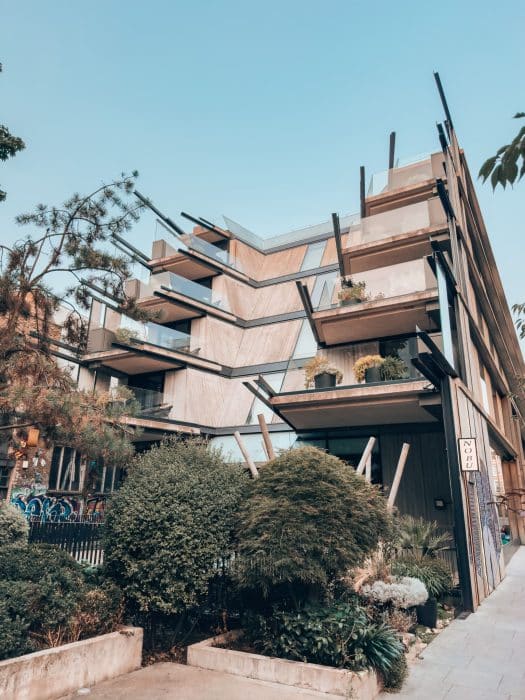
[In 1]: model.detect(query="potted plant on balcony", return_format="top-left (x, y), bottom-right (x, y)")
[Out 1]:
top-left (353, 355), bottom-right (384, 383)
top-left (114, 327), bottom-right (139, 344)
top-left (337, 280), bottom-right (368, 306)
top-left (304, 355), bottom-right (343, 389)
top-left (380, 355), bottom-right (407, 381)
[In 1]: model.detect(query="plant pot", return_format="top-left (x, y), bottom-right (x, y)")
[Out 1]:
top-left (314, 372), bottom-right (337, 389)
top-left (416, 597), bottom-right (438, 628)
top-left (364, 366), bottom-right (382, 383)
top-left (340, 297), bottom-right (362, 307)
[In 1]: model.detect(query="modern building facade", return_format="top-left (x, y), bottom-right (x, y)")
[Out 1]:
top-left (11, 87), bottom-right (525, 611)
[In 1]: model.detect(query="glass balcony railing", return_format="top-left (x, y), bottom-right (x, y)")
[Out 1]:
top-left (314, 259), bottom-right (434, 312)
top-left (344, 199), bottom-right (446, 248)
top-left (127, 386), bottom-right (167, 412)
top-left (277, 334), bottom-right (434, 395)
top-left (181, 232), bottom-right (244, 273)
top-left (367, 155), bottom-right (434, 196)
top-left (131, 271), bottom-right (231, 313)
top-left (115, 317), bottom-right (194, 353)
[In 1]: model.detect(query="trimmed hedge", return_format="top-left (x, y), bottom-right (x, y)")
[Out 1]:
top-left (104, 437), bottom-right (246, 615)
top-left (0, 503), bottom-right (29, 546)
top-left (234, 446), bottom-right (392, 601)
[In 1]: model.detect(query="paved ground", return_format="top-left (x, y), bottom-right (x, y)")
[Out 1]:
top-left (67, 547), bottom-right (525, 699)
top-left (384, 546), bottom-right (525, 700)
top-left (65, 663), bottom-right (342, 700)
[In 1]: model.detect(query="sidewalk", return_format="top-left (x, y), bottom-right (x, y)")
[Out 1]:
top-left (384, 546), bottom-right (525, 700)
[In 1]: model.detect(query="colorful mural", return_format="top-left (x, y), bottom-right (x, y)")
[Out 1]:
top-left (11, 486), bottom-right (106, 521)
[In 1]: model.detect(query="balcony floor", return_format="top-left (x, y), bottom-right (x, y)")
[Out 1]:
top-left (313, 289), bottom-right (439, 345)
top-left (271, 379), bottom-right (440, 430)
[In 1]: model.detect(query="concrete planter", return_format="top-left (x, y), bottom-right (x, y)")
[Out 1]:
top-left (187, 630), bottom-right (381, 699)
top-left (0, 627), bottom-right (143, 700)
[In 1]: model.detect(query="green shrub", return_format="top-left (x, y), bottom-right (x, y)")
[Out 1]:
top-left (382, 651), bottom-right (408, 692)
top-left (0, 503), bottom-right (29, 545)
top-left (234, 447), bottom-right (391, 602)
top-left (104, 437), bottom-right (245, 616)
top-left (0, 545), bottom-right (122, 659)
top-left (391, 555), bottom-right (452, 599)
top-left (243, 601), bottom-right (403, 679)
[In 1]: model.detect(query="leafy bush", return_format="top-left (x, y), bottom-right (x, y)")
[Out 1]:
top-left (0, 545), bottom-right (123, 659)
top-left (243, 601), bottom-right (403, 681)
top-left (104, 437), bottom-right (245, 616)
top-left (0, 503), bottom-right (29, 545)
top-left (234, 447), bottom-right (391, 604)
top-left (391, 556), bottom-right (452, 599)
top-left (361, 577), bottom-right (428, 608)
top-left (382, 652), bottom-right (408, 692)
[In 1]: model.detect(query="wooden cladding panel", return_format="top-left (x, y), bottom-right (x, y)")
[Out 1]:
top-left (234, 320), bottom-right (302, 366)
top-left (380, 430), bottom-right (453, 529)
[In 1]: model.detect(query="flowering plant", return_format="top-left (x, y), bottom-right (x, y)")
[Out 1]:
top-left (361, 576), bottom-right (428, 608)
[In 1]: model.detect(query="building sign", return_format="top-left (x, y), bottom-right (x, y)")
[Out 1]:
top-left (459, 437), bottom-right (479, 472)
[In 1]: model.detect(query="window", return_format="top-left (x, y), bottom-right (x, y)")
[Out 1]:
top-left (49, 447), bottom-right (83, 492)
top-left (300, 241), bottom-right (326, 271)
top-left (85, 457), bottom-right (124, 494)
top-left (292, 320), bottom-right (318, 359)
top-left (379, 337), bottom-right (417, 379)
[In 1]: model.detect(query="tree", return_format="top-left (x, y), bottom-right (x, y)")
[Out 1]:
top-left (0, 172), bottom-right (151, 466)
top-left (479, 112), bottom-right (525, 189)
top-left (234, 446), bottom-right (392, 605)
top-left (104, 438), bottom-right (246, 619)
top-left (479, 112), bottom-right (525, 339)
top-left (0, 63), bottom-right (25, 202)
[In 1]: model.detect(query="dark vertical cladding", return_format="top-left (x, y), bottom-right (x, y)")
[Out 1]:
top-left (331, 213), bottom-right (345, 280)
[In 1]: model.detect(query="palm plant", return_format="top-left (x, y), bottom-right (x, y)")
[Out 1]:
top-left (396, 515), bottom-right (451, 557)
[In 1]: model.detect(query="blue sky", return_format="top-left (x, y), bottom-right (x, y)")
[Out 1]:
top-left (1, 0), bottom-right (524, 323)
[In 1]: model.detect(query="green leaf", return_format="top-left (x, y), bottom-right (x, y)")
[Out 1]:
top-left (478, 156), bottom-right (497, 181)
top-left (491, 164), bottom-right (502, 189)
top-left (513, 112), bottom-right (525, 119)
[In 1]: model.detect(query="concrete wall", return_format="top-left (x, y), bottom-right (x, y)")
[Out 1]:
top-left (0, 627), bottom-right (143, 700)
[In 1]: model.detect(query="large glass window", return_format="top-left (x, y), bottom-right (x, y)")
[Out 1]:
top-left (49, 447), bottom-right (82, 492)
top-left (246, 372), bottom-right (285, 424)
top-left (292, 320), bottom-right (317, 359)
top-left (300, 241), bottom-right (326, 271)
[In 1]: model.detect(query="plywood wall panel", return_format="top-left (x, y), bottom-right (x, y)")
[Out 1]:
top-left (233, 320), bottom-right (302, 366)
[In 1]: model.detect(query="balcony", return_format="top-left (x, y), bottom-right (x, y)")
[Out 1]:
top-left (366, 153), bottom-right (445, 215)
top-left (150, 233), bottom-right (246, 281)
top-left (126, 271), bottom-right (235, 323)
top-left (342, 198), bottom-right (448, 275)
top-left (310, 260), bottom-right (439, 346)
top-left (85, 317), bottom-right (221, 375)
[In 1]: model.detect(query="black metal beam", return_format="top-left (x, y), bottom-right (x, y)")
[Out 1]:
top-left (111, 233), bottom-right (150, 264)
top-left (388, 131), bottom-right (396, 170)
top-left (433, 72), bottom-right (454, 131)
top-left (111, 239), bottom-right (151, 270)
top-left (180, 211), bottom-right (230, 240)
top-left (359, 166), bottom-right (366, 217)
top-left (411, 354), bottom-right (442, 389)
top-left (295, 281), bottom-right (321, 346)
top-left (255, 374), bottom-right (276, 397)
top-left (436, 178), bottom-right (455, 220)
top-left (332, 213), bottom-right (346, 280)
top-left (416, 325), bottom-right (458, 378)
top-left (134, 190), bottom-right (186, 237)
top-left (242, 381), bottom-right (296, 430)
top-left (441, 375), bottom-right (474, 611)
top-left (437, 122), bottom-right (448, 153)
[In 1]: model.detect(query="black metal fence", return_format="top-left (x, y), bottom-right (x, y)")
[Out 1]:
top-left (28, 520), bottom-right (105, 566)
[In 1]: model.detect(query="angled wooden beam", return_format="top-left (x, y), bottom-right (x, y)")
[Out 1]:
top-left (257, 413), bottom-right (276, 460)
top-left (234, 431), bottom-right (259, 479)
top-left (356, 437), bottom-right (376, 475)
top-left (387, 443), bottom-right (410, 511)
top-left (388, 131), bottom-right (396, 170)
top-left (332, 213), bottom-right (346, 280)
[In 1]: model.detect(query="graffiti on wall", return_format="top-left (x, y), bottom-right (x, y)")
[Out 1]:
top-left (11, 486), bottom-right (107, 521)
